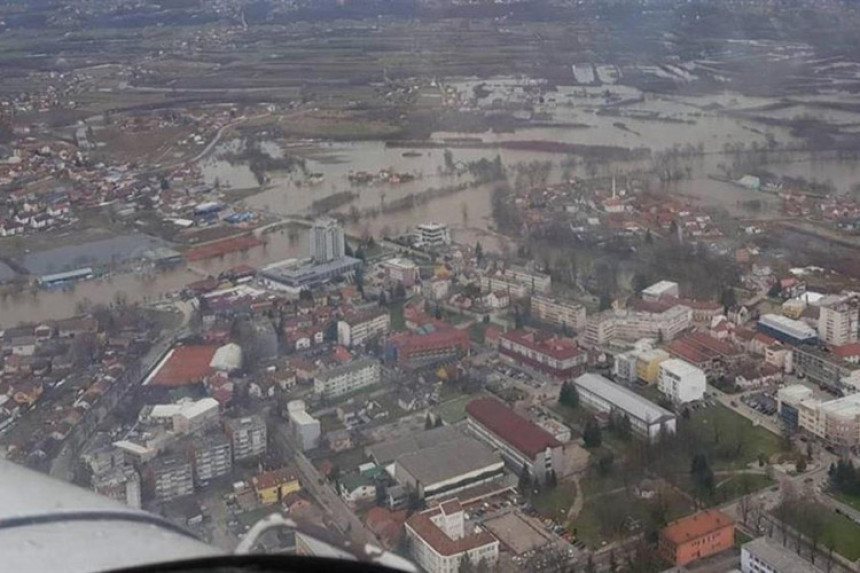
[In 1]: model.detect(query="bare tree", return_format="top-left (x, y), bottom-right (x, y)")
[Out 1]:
top-left (738, 494), bottom-right (753, 526)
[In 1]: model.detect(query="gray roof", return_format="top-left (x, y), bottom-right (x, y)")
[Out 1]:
top-left (0, 262), bottom-right (18, 284)
top-left (574, 373), bottom-right (675, 424)
top-left (317, 357), bottom-right (379, 382)
top-left (367, 425), bottom-right (461, 465)
top-left (22, 233), bottom-right (170, 275)
top-left (395, 437), bottom-right (502, 486)
top-left (742, 537), bottom-right (822, 573)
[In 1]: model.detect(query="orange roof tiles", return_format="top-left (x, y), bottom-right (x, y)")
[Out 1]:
top-left (661, 510), bottom-right (733, 545)
top-left (150, 345), bottom-right (218, 387)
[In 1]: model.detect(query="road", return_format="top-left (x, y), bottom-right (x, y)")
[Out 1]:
top-left (270, 420), bottom-right (380, 547)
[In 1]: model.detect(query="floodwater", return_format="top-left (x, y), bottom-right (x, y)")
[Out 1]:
top-left (8, 82), bottom-right (860, 326)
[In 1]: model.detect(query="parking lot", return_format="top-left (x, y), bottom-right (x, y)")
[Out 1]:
top-left (483, 512), bottom-right (551, 555)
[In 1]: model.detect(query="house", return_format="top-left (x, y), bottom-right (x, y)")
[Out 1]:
top-left (9, 336), bottom-right (37, 356)
top-left (483, 290), bottom-right (510, 310)
top-left (252, 467), bottom-right (301, 505)
top-left (339, 472), bottom-right (378, 506)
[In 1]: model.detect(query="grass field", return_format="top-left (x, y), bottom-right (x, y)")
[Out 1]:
top-left (830, 490), bottom-right (860, 512)
top-left (823, 512), bottom-right (860, 560)
top-left (437, 393), bottom-right (485, 424)
top-left (532, 480), bottom-right (578, 521)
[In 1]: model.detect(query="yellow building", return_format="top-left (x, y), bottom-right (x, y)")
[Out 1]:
top-left (782, 299), bottom-right (806, 320)
top-left (252, 467), bottom-right (301, 505)
top-left (636, 349), bottom-right (670, 384)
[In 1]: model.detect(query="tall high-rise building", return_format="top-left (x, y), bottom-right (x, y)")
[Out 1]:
top-left (818, 293), bottom-right (859, 347)
top-left (310, 218), bottom-right (345, 263)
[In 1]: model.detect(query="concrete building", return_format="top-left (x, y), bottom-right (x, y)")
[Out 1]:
top-left (741, 536), bottom-right (821, 573)
top-left (385, 327), bottom-right (470, 364)
top-left (310, 217), bottom-right (345, 263)
top-left (757, 314), bottom-right (818, 346)
top-left (500, 267), bottom-right (551, 294)
top-left (381, 258), bottom-right (419, 287)
top-left (252, 467), bottom-right (301, 505)
top-left (287, 400), bottom-right (321, 452)
top-left (659, 510), bottom-right (734, 567)
top-left (498, 330), bottom-right (586, 381)
top-left (642, 280), bottom-right (679, 302)
top-left (573, 373), bottom-right (677, 441)
top-left (530, 295), bottom-right (587, 331)
top-left (478, 274), bottom-right (528, 299)
top-left (466, 398), bottom-right (564, 484)
top-left (188, 431), bottom-right (232, 486)
top-left (818, 293), bottom-right (859, 346)
top-left (224, 415), bottom-right (267, 462)
top-left (636, 348), bottom-right (671, 384)
top-left (414, 223), bottom-right (450, 247)
top-left (776, 385), bottom-right (815, 433)
top-left (789, 392), bottom-right (860, 447)
top-left (92, 465), bottom-right (141, 509)
top-left (145, 454), bottom-right (194, 502)
top-left (393, 438), bottom-right (504, 501)
top-left (405, 501), bottom-right (499, 573)
top-left (258, 256), bottom-right (361, 293)
top-left (314, 357), bottom-right (381, 399)
top-left (337, 308), bottom-right (390, 348)
top-left (658, 359), bottom-right (707, 404)
top-left (585, 302), bottom-right (692, 346)
top-left (174, 398), bottom-right (220, 435)
top-left (793, 345), bottom-right (860, 393)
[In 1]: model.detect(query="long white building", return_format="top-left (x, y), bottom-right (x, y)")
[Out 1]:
top-left (530, 295), bottom-right (587, 331)
top-left (584, 302), bottom-right (691, 346)
top-left (573, 373), bottom-right (677, 441)
top-left (337, 309), bottom-right (390, 348)
top-left (314, 357), bottom-right (381, 399)
top-left (657, 359), bottom-right (707, 404)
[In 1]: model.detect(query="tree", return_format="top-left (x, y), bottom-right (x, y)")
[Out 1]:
top-left (394, 281), bottom-right (407, 300)
top-left (599, 292), bottom-right (612, 311)
top-left (583, 417), bottom-right (602, 448)
top-left (690, 453), bottom-right (715, 498)
top-left (632, 273), bottom-right (649, 298)
top-left (584, 555), bottom-right (596, 573)
top-left (425, 413), bottom-right (434, 430)
top-left (796, 456), bottom-right (807, 473)
top-left (720, 287), bottom-right (737, 309)
top-left (298, 288), bottom-right (314, 302)
top-left (518, 462), bottom-right (532, 495)
top-left (559, 383), bottom-right (579, 408)
top-left (345, 242), bottom-right (355, 257)
top-left (545, 469), bottom-right (557, 488)
top-left (644, 229), bottom-right (653, 244)
top-left (475, 242), bottom-right (484, 263)
top-left (597, 451), bottom-right (615, 476)
top-left (324, 320), bottom-right (338, 342)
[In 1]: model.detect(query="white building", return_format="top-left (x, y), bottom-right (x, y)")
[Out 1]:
top-left (642, 280), bottom-right (679, 301)
top-left (314, 358), bottom-right (381, 399)
top-left (92, 465), bottom-right (141, 509)
top-left (530, 295), bottom-right (587, 331)
top-left (478, 275), bottom-right (528, 299)
top-left (585, 303), bottom-right (691, 346)
top-left (310, 218), bottom-right (345, 263)
top-left (501, 267), bottom-right (551, 294)
top-left (337, 309), bottom-right (390, 348)
top-left (573, 373), bottom-right (677, 441)
top-left (414, 223), bottom-right (450, 247)
top-left (741, 536), bottom-right (820, 573)
top-left (818, 293), bottom-right (859, 346)
top-left (406, 500), bottom-right (499, 573)
top-left (287, 400), bottom-right (321, 452)
top-left (224, 415), bottom-right (267, 461)
top-left (380, 258), bottom-right (419, 286)
top-left (657, 359), bottom-right (707, 404)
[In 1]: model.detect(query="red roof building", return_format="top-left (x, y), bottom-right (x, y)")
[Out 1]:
top-left (498, 330), bottom-right (586, 381)
top-left (405, 501), bottom-right (499, 572)
top-left (385, 327), bottom-right (470, 364)
top-left (659, 510), bottom-right (734, 566)
top-left (148, 345), bottom-right (218, 387)
top-left (466, 398), bottom-right (564, 484)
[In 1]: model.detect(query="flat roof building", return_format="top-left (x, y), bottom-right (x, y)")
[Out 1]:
top-left (224, 415), bottom-right (267, 462)
top-left (741, 536), bottom-right (822, 573)
top-left (642, 280), bottom-right (679, 301)
top-left (530, 295), bottom-right (587, 331)
top-left (405, 501), bottom-right (499, 573)
top-left (287, 400), bottom-right (321, 452)
top-left (658, 359), bottom-right (707, 405)
top-left (659, 510), bottom-right (734, 567)
top-left (314, 357), bottom-right (381, 399)
top-left (758, 314), bottom-right (818, 345)
top-left (414, 223), bottom-right (450, 247)
top-left (498, 330), bottom-right (586, 381)
top-left (573, 373), bottom-right (676, 441)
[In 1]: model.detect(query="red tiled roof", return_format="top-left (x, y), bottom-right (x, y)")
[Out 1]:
top-left (405, 512), bottom-right (496, 557)
top-left (150, 345), bottom-right (217, 387)
top-left (253, 467), bottom-right (299, 490)
top-left (834, 343), bottom-right (860, 358)
top-left (501, 330), bottom-right (582, 361)
top-left (440, 500), bottom-right (462, 515)
top-left (628, 298), bottom-right (674, 314)
top-left (661, 510), bottom-right (733, 545)
top-left (466, 398), bottom-right (561, 459)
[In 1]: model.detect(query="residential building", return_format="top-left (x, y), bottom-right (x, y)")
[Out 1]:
top-left (573, 373), bottom-right (677, 441)
top-left (385, 327), bottom-right (470, 364)
top-left (173, 398), bottom-right (220, 435)
top-left (500, 267), bottom-right (551, 294)
top-left (337, 308), bottom-right (390, 348)
top-left (741, 536), bottom-right (821, 573)
top-left (659, 510), bottom-right (734, 567)
top-left (92, 465), bottom-right (141, 509)
top-left (466, 398), bottom-right (564, 484)
top-left (339, 472), bottom-right (378, 506)
top-left (393, 437), bottom-right (504, 500)
top-left (636, 348), bottom-right (670, 384)
top-left (530, 295), bottom-right (587, 331)
top-left (252, 467), bottom-right (301, 505)
top-left (658, 359), bottom-right (707, 404)
top-left (287, 400), bottom-right (321, 452)
top-left (310, 217), bottom-right (345, 263)
top-left (665, 331), bottom-right (744, 380)
top-left (145, 455), bottom-right (194, 502)
top-left (314, 357), bottom-right (381, 399)
top-left (585, 301), bottom-right (692, 346)
top-left (414, 223), bottom-right (450, 247)
top-left (188, 431), bottom-right (232, 486)
top-left (793, 345), bottom-right (860, 393)
top-left (478, 274), bottom-right (528, 299)
top-left (818, 293), bottom-right (859, 346)
top-left (224, 415), bottom-right (267, 462)
top-left (405, 501), bottom-right (499, 573)
top-left (498, 330), bottom-right (587, 381)
top-left (777, 385), bottom-right (815, 433)
top-left (757, 314), bottom-right (818, 346)
top-left (642, 280), bottom-right (679, 301)
top-left (484, 290), bottom-right (510, 309)
top-left (792, 392), bottom-right (860, 447)
top-left (584, 314), bottom-right (616, 347)
top-left (381, 258), bottom-right (419, 287)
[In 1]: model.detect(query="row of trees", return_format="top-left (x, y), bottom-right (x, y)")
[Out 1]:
top-left (829, 458), bottom-right (860, 497)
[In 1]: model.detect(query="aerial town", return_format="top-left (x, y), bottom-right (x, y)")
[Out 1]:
top-left (2, 0), bottom-right (860, 572)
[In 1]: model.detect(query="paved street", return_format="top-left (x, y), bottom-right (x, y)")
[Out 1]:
top-left (270, 420), bottom-right (380, 547)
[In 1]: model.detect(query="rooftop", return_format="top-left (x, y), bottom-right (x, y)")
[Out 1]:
top-left (147, 346), bottom-right (218, 387)
top-left (742, 536), bottom-right (821, 573)
top-left (501, 330), bottom-right (582, 361)
top-left (253, 467), bottom-right (299, 490)
top-left (367, 425), bottom-right (461, 465)
top-left (466, 398), bottom-right (562, 458)
top-left (661, 510), bottom-right (733, 545)
top-left (406, 512), bottom-right (496, 557)
top-left (395, 437), bottom-right (502, 485)
top-left (574, 373), bottom-right (675, 424)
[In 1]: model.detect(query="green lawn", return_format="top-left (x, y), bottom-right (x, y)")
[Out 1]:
top-left (437, 393), bottom-right (485, 424)
top-left (823, 512), bottom-right (860, 561)
top-left (389, 302), bottom-right (405, 330)
top-left (712, 473), bottom-right (774, 505)
top-left (532, 480), bottom-right (578, 521)
top-left (830, 490), bottom-right (860, 513)
top-left (550, 402), bottom-right (591, 432)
